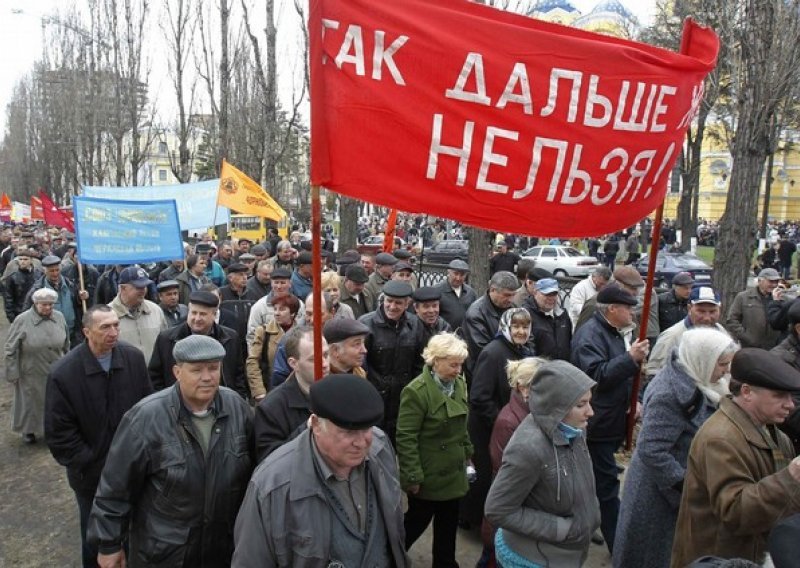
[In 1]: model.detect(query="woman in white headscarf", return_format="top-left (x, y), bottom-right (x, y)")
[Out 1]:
top-left (613, 327), bottom-right (738, 568)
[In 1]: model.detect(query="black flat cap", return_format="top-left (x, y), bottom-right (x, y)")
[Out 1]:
top-left (413, 286), bottom-right (441, 302)
top-left (393, 249), bottom-right (412, 260)
top-left (226, 262), bottom-right (249, 274)
top-left (375, 252), bottom-right (398, 266)
top-left (731, 348), bottom-right (800, 392)
top-left (41, 255), bottom-right (61, 267)
top-left (271, 268), bottom-right (292, 279)
top-left (383, 280), bottom-right (413, 298)
top-left (392, 261), bottom-right (413, 273)
top-left (323, 318), bottom-right (370, 344)
top-left (338, 250), bottom-right (360, 265)
top-left (189, 290), bottom-right (220, 308)
top-left (596, 283), bottom-right (637, 306)
top-left (310, 373), bottom-right (384, 430)
top-left (173, 334), bottom-right (226, 363)
top-left (345, 264), bottom-right (369, 283)
top-left (157, 280), bottom-right (180, 292)
top-left (297, 251), bottom-right (313, 265)
top-left (528, 266), bottom-right (553, 281)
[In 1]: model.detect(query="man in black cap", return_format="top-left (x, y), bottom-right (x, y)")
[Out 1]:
top-left (246, 267), bottom-right (304, 346)
top-left (291, 251), bottom-right (314, 300)
top-left (672, 349), bottom-right (800, 566)
top-left (489, 241), bottom-right (519, 276)
top-left (571, 283), bottom-right (650, 553)
top-left (340, 264), bottom-right (375, 318)
top-left (235, 237), bottom-right (252, 259)
top-left (364, 252), bottom-right (398, 303)
top-left (336, 249), bottom-right (361, 276)
top-left (413, 286), bottom-right (451, 345)
top-left (436, 259), bottom-right (477, 329)
top-left (657, 271), bottom-right (695, 331)
top-left (25, 253), bottom-right (88, 346)
top-left (359, 280), bottom-right (425, 444)
top-left (233, 373), bottom-right (409, 567)
top-left (88, 334), bottom-right (254, 568)
top-left (219, 262), bottom-right (259, 351)
top-left (148, 290), bottom-right (248, 399)
top-left (157, 280), bottom-right (188, 327)
top-left (324, 318), bottom-right (370, 376)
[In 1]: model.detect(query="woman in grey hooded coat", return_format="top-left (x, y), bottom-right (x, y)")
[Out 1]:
top-left (613, 327), bottom-right (738, 568)
top-left (485, 359), bottom-right (600, 567)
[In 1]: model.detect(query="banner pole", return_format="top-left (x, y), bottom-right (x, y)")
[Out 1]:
top-left (77, 258), bottom-right (88, 312)
top-left (312, 185), bottom-right (323, 381)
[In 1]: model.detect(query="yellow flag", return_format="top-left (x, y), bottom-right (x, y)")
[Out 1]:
top-left (217, 160), bottom-right (287, 221)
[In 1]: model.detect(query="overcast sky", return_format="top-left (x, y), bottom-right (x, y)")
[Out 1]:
top-left (0, 0), bottom-right (658, 134)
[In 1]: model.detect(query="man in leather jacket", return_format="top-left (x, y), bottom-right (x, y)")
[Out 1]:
top-left (88, 335), bottom-right (254, 567)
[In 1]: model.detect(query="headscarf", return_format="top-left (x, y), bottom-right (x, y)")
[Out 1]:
top-left (497, 307), bottom-right (531, 345)
top-left (676, 327), bottom-right (738, 404)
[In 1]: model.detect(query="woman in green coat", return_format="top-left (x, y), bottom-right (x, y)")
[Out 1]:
top-left (397, 332), bottom-right (473, 567)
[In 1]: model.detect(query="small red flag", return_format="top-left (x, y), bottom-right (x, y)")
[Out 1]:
top-left (39, 191), bottom-right (75, 232)
top-left (0, 193), bottom-right (11, 209)
top-left (383, 209), bottom-right (397, 253)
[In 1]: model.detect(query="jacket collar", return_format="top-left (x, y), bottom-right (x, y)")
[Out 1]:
top-left (419, 366), bottom-right (467, 414)
top-left (79, 342), bottom-right (126, 375)
top-left (168, 382), bottom-right (227, 422)
top-left (719, 396), bottom-right (778, 450)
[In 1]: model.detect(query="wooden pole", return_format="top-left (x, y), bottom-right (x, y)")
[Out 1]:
top-left (311, 185), bottom-right (323, 381)
top-left (76, 257), bottom-right (88, 312)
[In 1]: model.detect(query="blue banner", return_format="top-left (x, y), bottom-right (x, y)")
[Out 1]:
top-left (82, 180), bottom-right (229, 231)
top-left (74, 196), bottom-right (185, 264)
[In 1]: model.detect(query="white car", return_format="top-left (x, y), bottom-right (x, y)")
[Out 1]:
top-left (521, 245), bottom-right (600, 277)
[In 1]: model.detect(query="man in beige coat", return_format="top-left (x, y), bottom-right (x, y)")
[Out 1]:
top-left (671, 349), bottom-right (800, 566)
top-left (108, 265), bottom-right (167, 362)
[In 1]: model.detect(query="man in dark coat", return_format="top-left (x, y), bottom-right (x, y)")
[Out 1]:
top-left (571, 284), bottom-right (650, 554)
top-left (3, 249), bottom-right (40, 322)
top-left (87, 335), bottom-right (254, 567)
top-left (254, 326), bottom-right (330, 462)
top-left (339, 264), bottom-right (375, 318)
top-left (489, 241), bottom-right (519, 275)
top-left (461, 271), bottom-right (519, 380)
top-left (412, 286), bottom-right (452, 345)
top-left (245, 259), bottom-right (273, 300)
top-left (148, 291), bottom-right (248, 399)
top-left (359, 280), bottom-right (426, 444)
top-left (436, 259), bottom-right (477, 330)
top-left (770, 299), bottom-right (800, 453)
top-left (45, 305), bottom-right (153, 567)
top-left (657, 271), bottom-right (694, 332)
top-left (522, 277), bottom-right (572, 361)
top-left (156, 280), bottom-right (188, 327)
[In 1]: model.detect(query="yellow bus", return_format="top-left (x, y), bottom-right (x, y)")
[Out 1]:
top-left (228, 214), bottom-right (289, 243)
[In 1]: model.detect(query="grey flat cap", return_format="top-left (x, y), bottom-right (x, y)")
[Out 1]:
top-left (173, 335), bottom-right (226, 363)
top-left (41, 255), bottom-right (61, 267)
top-left (448, 259), bottom-right (470, 272)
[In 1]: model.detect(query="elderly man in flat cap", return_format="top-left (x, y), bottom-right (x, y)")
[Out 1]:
top-left (413, 286), bottom-right (452, 345)
top-left (360, 280), bottom-right (426, 445)
top-left (726, 267), bottom-right (783, 350)
top-left (436, 259), bottom-right (478, 330)
top-left (157, 280), bottom-right (188, 327)
top-left (340, 264), bottom-right (375, 318)
top-left (671, 349), bottom-right (800, 566)
top-left (88, 335), bottom-right (254, 568)
top-left (571, 283), bottom-right (650, 553)
top-left (364, 252), bottom-right (398, 304)
top-left (148, 290), bottom-right (248, 399)
top-left (324, 318), bottom-right (370, 377)
top-left (233, 373), bottom-right (409, 567)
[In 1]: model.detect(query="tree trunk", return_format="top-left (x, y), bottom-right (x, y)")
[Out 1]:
top-left (218, 0), bottom-right (230, 172)
top-left (467, 226), bottom-right (493, 296)
top-left (338, 196), bottom-right (359, 252)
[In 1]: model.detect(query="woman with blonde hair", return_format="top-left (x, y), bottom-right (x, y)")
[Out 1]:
top-left (613, 327), bottom-right (738, 568)
top-left (319, 271), bottom-right (354, 319)
top-left (397, 332), bottom-right (472, 567)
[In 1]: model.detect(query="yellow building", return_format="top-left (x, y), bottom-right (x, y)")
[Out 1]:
top-left (529, 0), bottom-right (639, 38)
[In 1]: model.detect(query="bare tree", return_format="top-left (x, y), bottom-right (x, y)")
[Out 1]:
top-left (713, 0), bottom-right (800, 308)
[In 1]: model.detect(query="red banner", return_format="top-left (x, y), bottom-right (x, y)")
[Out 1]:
top-left (310, 0), bottom-right (719, 236)
top-left (383, 209), bottom-right (397, 252)
top-left (39, 191), bottom-right (76, 232)
top-left (30, 196), bottom-right (43, 220)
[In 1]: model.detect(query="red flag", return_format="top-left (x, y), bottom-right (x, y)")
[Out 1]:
top-left (39, 191), bottom-right (75, 232)
top-left (383, 209), bottom-right (397, 252)
top-left (310, 0), bottom-right (719, 236)
top-left (0, 193), bottom-right (10, 209)
top-left (30, 196), bottom-right (43, 220)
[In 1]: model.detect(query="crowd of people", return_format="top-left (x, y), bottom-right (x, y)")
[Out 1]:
top-left (3, 221), bottom-right (800, 567)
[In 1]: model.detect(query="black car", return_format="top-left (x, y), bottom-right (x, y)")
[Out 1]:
top-left (422, 240), bottom-right (469, 264)
top-left (633, 251), bottom-right (713, 287)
